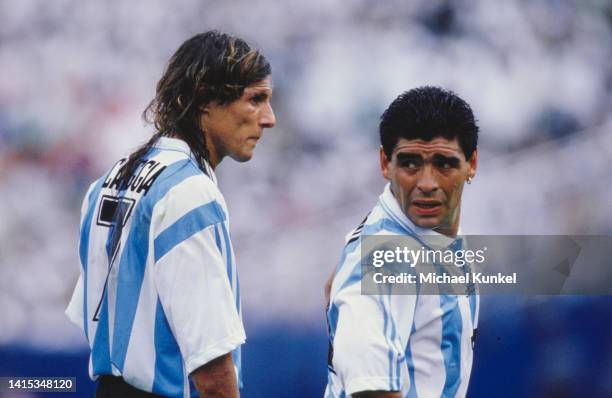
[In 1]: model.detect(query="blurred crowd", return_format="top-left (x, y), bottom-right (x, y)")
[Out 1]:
top-left (1, 1), bottom-right (611, 394)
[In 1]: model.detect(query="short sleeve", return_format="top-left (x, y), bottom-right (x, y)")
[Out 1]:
top-left (65, 180), bottom-right (99, 334)
top-left (152, 178), bottom-right (244, 374)
top-left (65, 274), bottom-right (85, 331)
top-left (331, 281), bottom-right (416, 395)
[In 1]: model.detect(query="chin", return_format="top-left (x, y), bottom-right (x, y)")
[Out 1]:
top-left (412, 217), bottom-right (441, 230)
top-left (231, 152), bottom-right (254, 163)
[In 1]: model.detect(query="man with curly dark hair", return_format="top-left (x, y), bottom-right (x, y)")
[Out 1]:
top-left (325, 86), bottom-right (479, 398)
top-left (66, 31), bottom-right (275, 398)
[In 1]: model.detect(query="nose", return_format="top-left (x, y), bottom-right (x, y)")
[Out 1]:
top-left (416, 165), bottom-right (438, 195)
top-left (260, 102), bottom-right (276, 128)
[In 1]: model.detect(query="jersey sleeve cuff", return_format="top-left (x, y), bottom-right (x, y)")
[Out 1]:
top-left (64, 305), bottom-right (83, 332)
top-left (344, 376), bottom-right (401, 396)
top-left (185, 332), bottom-right (246, 374)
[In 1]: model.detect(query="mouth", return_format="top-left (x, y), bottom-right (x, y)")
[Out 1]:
top-left (412, 200), bottom-right (443, 216)
top-left (246, 137), bottom-right (260, 146)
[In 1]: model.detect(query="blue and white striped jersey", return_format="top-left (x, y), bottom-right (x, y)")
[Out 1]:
top-left (325, 184), bottom-right (479, 398)
top-left (66, 137), bottom-right (244, 398)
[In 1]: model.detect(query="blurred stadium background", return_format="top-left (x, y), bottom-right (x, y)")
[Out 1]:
top-left (1, 0), bottom-right (611, 397)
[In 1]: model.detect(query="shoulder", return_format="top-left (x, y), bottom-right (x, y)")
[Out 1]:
top-left (331, 205), bottom-right (416, 298)
top-left (143, 149), bottom-right (224, 205)
top-left (81, 178), bottom-right (101, 205)
top-left (330, 208), bottom-right (392, 295)
top-left (139, 151), bottom-right (226, 225)
top-left (341, 206), bottom-right (405, 253)
top-left (154, 170), bottom-right (225, 216)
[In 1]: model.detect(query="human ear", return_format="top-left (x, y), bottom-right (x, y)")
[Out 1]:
top-left (380, 147), bottom-right (391, 181)
top-left (467, 149), bottom-right (478, 180)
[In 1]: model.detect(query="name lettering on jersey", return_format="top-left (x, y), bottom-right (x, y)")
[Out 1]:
top-left (102, 158), bottom-right (167, 195)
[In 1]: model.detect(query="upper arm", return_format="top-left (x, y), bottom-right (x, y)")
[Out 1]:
top-left (324, 266), bottom-right (336, 307)
top-left (330, 282), bottom-right (416, 396)
top-left (65, 273), bottom-right (85, 331)
top-left (66, 181), bottom-right (99, 333)
top-left (191, 352), bottom-right (239, 398)
top-left (152, 178), bottom-right (245, 373)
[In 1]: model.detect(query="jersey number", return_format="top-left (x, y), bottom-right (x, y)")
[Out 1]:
top-left (92, 195), bottom-right (135, 321)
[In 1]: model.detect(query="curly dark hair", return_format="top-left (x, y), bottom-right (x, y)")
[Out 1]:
top-left (117, 30), bottom-right (271, 187)
top-left (380, 86), bottom-right (479, 160)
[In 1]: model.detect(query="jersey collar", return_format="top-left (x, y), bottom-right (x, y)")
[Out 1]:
top-left (154, 137), bottom-right (218, 186)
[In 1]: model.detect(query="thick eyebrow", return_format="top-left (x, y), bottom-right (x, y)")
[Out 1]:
top-left (246, 87), bottom-right (272, 100)
top-left (396, 153), bottom-right (423, 162)
top-left (432, 154), bottom-right (461, 166)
